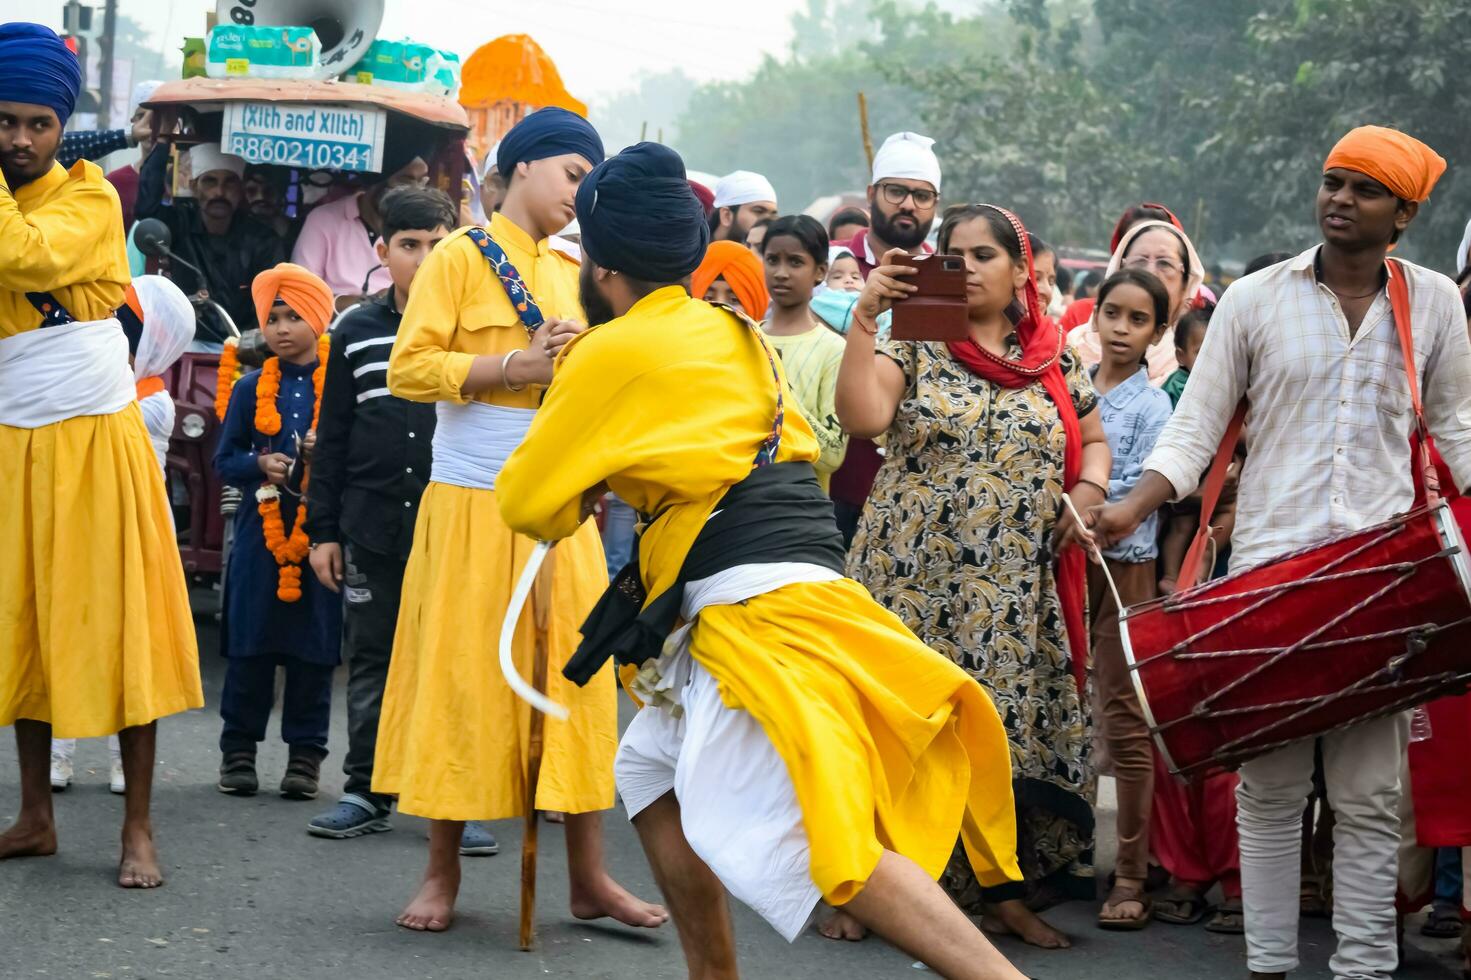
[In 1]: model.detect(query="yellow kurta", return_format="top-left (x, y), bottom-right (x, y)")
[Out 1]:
top-left (0, 161), bottom-right (202, 737)
top-left (373, 212), bottom-right (615, 820)
top-left (498, 286), bottom-right (1022, 904)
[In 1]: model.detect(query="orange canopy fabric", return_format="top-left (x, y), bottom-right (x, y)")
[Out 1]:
top-left (252, 263), bottom-right (334, 336)
top-left (1324, 125), bottom-right (1446, 203)
top-left (691, 241), bottom-right (769, 319)
top-left (459, 34), bottom-right (587, 116)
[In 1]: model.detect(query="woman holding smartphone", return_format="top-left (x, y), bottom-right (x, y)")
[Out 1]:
top-left (835, 204), bottom-right (1112, 950)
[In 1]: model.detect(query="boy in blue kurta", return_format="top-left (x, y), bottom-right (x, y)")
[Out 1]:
top-left (213, 263), bottom-right (342, 799)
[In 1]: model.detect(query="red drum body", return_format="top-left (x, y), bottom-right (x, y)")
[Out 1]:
top-left (1123, 502), bottom-right (1471, 778)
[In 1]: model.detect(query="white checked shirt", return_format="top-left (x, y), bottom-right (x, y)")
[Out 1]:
top-left (1145, 246), bottom-right (1471, 571)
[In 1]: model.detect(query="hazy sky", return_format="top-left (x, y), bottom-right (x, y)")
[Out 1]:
top-left (11, 0), bottom-right (804, 104)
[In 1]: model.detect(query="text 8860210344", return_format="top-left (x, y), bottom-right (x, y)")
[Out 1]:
top-left (225, 134), bottom-right (376, 172)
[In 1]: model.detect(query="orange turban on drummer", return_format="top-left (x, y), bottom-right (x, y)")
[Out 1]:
top-left (1324, 126), bottom-right (1447, 203)
top-left (251, 262), bottom-right (335, 335)
top-left (690, 241), bottom-right (769, 318)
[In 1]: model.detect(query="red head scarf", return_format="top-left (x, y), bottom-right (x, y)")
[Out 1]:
top-left (945, 205), bottom-right (1088, 686)
top-left (251, 262), bottom-right (334, 335)
top-left (690, 240), bottom-right (770, 319)
top-left (1108, 202), bottom-right (1185, 253)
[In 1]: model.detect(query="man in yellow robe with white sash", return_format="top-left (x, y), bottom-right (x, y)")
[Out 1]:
top-left (497, 141), bottom-right (1028, 979)
top-left (0, 23), bottom-right (202, 888)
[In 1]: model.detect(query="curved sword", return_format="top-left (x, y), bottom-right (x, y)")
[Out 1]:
top-left (499, 539), bottom-right (569, 720)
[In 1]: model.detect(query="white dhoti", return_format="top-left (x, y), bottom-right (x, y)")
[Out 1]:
top-left (615, 563), bottom-right (840, 943)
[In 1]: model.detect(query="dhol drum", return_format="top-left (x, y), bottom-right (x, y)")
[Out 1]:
top-left (1123, 500), bottom-right (1471, 778)
top-left (1118, 258), bottom-right (1471, 779)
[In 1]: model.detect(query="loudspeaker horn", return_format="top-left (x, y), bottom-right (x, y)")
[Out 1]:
top-left (215, 0), bottom-right (385, 80)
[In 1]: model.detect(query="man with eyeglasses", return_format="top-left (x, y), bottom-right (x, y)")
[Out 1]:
top-left (710, 169), bottom-right (779, 244)
top-left (829, 131), bottom-right (942, 549)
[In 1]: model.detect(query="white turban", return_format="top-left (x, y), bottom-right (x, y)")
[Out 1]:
top-left (129, 275), bottom-right (196, 381)
top-left (189, 143), bottom-right (246, 180)
top-left (713, 170), bottom-right (777, 208)
top-left (872, 131), bottom-right (941, 193)
top-left (131, 80), bottom-right (163, 113)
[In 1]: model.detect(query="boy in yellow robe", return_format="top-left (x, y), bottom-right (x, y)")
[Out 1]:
top-left (497, 141), bottom-right (1027, 978)
top-left (0, 23), bottom-right (202, 889)
top-left (376, 107), bottom-right (666, 933)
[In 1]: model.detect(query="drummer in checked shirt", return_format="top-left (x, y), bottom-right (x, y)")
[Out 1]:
top-left (1092, 126), bottom-right (1471, 980)
top-left (299, 186), bottom-right (495, 847)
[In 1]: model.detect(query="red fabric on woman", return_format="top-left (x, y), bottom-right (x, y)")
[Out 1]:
top-left (944, 206), bottom-right (1086, 689)
top-left (1151, 755), bottom-right (1243, 899)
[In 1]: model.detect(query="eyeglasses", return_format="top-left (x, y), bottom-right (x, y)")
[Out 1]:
top-left (1123, 255), bottom-right (1185, 278)
top-left (877, 182), bottom-right (938, 209)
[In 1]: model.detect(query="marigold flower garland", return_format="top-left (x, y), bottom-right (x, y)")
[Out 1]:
top-left (215, 337), bottom-right (241, 421)
top-left (256, 333), bottom-right (332, 602)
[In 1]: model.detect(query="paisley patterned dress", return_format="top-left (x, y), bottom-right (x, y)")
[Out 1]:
top-left (848, 337), bottom-right (1098, 906)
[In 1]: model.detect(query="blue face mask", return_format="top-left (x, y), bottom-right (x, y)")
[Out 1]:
top-left (810, 289), bottom-right (890, 338)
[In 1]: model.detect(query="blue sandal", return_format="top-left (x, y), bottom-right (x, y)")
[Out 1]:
top-left (307, 794), bottom-right (393, 839)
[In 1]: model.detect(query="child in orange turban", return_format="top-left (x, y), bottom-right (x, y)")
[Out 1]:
top-left (691, 240), bottom-right (769, 318)
top-left (212, 262), bottom-right (340, 800)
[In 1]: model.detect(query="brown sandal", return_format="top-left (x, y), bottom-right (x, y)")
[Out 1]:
top-left (1098, 883), bottom-right (1153, 931)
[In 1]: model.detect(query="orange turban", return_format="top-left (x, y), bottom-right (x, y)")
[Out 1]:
top-left (1324, 126), bottom-right (1446, 203)
top-left (690, 241), bottom-right (769, 318)
top-left (251, 262), bottom-right (334, 335)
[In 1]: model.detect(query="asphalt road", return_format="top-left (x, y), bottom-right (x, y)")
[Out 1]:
top-left (1, 611), bottom-right (1464, 979)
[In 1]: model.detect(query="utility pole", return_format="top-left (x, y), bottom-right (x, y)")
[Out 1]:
top-left (99, 0), bottom-right (118, 129)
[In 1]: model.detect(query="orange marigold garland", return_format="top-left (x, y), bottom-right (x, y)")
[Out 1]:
top-left (215, 337), bottom-right (241, 421)
top-left (255, 333), bottom-right (332, 602)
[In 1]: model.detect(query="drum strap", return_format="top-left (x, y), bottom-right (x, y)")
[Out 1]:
top-left (1178, 259), bottom-right (1435, 589)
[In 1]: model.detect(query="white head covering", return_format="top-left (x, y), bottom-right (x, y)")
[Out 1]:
top-left (131, 80), bottom-right (163, 113)
top-left (713, 170), bottom-right (777, 209)
top-left (1105, 219), bottom-right (1206, 320)
top-left (480, 140), bottom-right (503, 180)
top-left (189, 143), bottom-right (246, 180)
top-left (129, 275), bottom-right (196, 381)
top-left (871, 131), bottom-right (941, 192)
top-left (828, 244), bottom-right (855, 264)
top-left (1455, 216), bottom-right (1471, 273)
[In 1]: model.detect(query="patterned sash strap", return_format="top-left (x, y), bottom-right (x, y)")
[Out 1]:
top-left (464, 226), bottom-right (544, 337)
top-left (25, 291), bottom-right (77, 327)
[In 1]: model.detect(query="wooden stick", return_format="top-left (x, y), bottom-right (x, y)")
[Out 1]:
top-left (857, 91), bottom-right (875, 171)
top-left (519, 546), bottom-right (557, 952)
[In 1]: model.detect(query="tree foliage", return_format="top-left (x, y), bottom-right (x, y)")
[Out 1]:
top-left (661, 0), bottom-right (1471, 270)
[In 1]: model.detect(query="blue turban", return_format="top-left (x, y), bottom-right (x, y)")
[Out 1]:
top-left (0, 24), bottom-right (82, 125)
top-left (576, 142), bottom-right (710, 283)
top-left (496, 107), bottom-right (604, 178)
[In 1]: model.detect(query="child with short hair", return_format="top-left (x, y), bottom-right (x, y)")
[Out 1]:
top-left (213, 263), bottom-right (341, 801)
top-left (1161, 306), bottom-right (1212, 408)
top-left (1086, 268), bottom-right (1175, 931)
top-left (759, 214), bottom-right (848, 489)
top-left (302, 186), bottom-right (496, 852)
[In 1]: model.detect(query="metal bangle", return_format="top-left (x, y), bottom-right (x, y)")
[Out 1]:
top-left (501, 349), bottom-right (526, 392)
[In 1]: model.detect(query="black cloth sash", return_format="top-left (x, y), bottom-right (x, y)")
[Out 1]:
top-left (563, 461), bottom-right (847, 686)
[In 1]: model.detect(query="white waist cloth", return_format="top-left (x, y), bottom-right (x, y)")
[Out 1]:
top-left (430, 400), bottom-right (536, 491)
top-left (616, 562), bottom-right (842, 943)
top-left (138, 389), bottom-right (175, 471)
top-left (0, 319), bottom-right (135, 428)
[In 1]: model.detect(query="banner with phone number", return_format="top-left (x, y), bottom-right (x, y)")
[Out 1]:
top-left (221, 102), bottom-right (386, 173)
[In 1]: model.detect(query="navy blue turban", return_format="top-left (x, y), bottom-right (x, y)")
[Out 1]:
top-left (0, 24), bottom-right (82, 125)
top-left (576, 142), bottom-right (710, 283)
top-left (496, 107), bottom-right (604, 178)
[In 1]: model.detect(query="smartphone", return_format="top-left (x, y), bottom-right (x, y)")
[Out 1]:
top-left (888, 253), bottom-right (969, 341)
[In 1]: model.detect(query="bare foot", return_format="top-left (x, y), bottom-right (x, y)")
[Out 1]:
top-left (118, 824), bottom-right (164, 888)
top-left (396, 866), bottom-right (460, 932)
top-left (818, 908), bottom-right (868, 941)
top-left (981, 898), bottom-right (1071, 949)
top-left (570, 871), bottom-right (669, 928)
top-left (0, 816), bottom-right (57, 860)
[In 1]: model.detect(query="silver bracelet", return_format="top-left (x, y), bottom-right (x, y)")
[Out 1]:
top-left (501, 349), bottom-right (525, 392)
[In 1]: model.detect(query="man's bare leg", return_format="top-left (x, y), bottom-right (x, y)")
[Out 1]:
top-left (397, 819), bottom-right (461, 931)
top-left (0, 720), bottom-right (58, 860)
top-left (842, 850), bottom-right (1030, 980)
top-left (116, 722), bottom-right (163, 887)
top-left (565, 808), bottom-right (669, 928)
top-left (630, 792), bottom-right (738, 980)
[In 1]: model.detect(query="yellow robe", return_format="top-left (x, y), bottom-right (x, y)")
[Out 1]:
top-left (498, 286), bottom-right (1022, 905)
top-left (373, 212), bottom-right (615, 820)
top-left (0, 161), bottom-right (202, 737)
